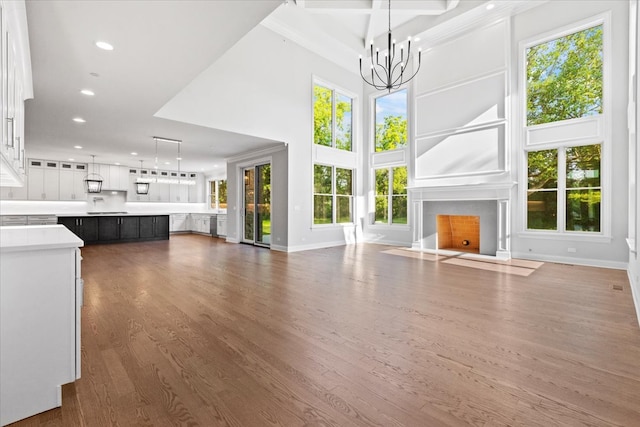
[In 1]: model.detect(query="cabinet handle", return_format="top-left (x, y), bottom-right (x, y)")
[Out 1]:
top-left (80, 218), bottom-right (83, 226)
top-left (6, 118), bottom-right (14, 148)
top-left (14, 137), bottom-right (20, 160)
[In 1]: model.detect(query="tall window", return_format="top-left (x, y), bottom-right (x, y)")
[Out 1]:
top-left (375, 166), bottom-right (407, 224)
top-left (524, 22), bottom-right (604, 234)
top-left (375, 89), bottom-right (407, 152)
top-left (314, 84), bottom-right (353, 151)
top-left (314, 165), bottom-right (353, 224)
top-left (210, 179), bottom-right (227, 210)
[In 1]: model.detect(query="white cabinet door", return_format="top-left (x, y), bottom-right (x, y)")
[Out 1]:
top-left (217, 215), bottom-right (227, 237)
top-left (27, 161), bottom-right (44, 200)
top-left (59, 168), bottom-right (74, 201)
top-left (43, 163), bottom-right (60, 200)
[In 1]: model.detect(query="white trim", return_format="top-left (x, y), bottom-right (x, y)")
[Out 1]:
top-left (517, 13), bottom-right (611, 239)
top-left (226, 144), bottom-right (285, 164)
top-left (285, 239), bottom-right (355, 253)
top-left (415, 68), bottom-right (507, 102)
top-left (628, 268), bottom-right (640, 328)
top-left (512, 251), bottom-right (627, 270)
top-left (517, 231), bottom-right (611, 243)
top-left (364, 237), bottom-right (412, 247)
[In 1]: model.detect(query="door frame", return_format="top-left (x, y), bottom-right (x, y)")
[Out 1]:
top-left (238, 158), bottom-right (272, 248)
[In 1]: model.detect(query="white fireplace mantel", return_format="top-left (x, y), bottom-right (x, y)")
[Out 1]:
top-left (408, 181), bottom-right (517, 201)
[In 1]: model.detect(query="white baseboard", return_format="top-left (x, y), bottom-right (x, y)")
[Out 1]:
top-left (270, 244), bottom-right (288, 252)
top-left (224, 236), bottom-right (238, 243)
top-left (511, 251), bottom-right (628, 270)
top-left (285, 240), bottom-right (355, 253)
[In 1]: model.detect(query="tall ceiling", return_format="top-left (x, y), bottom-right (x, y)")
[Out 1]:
top-left (24, 0), bottom-right (282, 173)
top-left (23, 0), bottom-right (543, 174)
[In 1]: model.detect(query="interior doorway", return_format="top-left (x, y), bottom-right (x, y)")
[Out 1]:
top-left (243, 163), bottom-right (271, 247)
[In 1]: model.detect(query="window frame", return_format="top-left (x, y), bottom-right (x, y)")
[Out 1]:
top-left (373, 166), bottom-right (408, 226)
top-left (313, 82), bottom-right (354, 151)
top-left (518, 13), bottom-right (612, 242)
top-left (313, 163), bottom-right (354, 226)
top-left (209, 179), bottom-right (227, 210)
top-left (373, 88), bottom-right (408, 153)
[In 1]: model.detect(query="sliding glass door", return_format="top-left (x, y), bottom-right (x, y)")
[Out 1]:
top-left (243, 163), bottom-right (271, 247)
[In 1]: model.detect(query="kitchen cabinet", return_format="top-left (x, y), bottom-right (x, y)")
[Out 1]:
top-left (188, 173), bottom-right (204, 203)
top-left (27, 159), bottom-right (60, 200)
top-left (217, 214), bottom-right (227, 237)
top-left (57, 216), bottom-right (99, 244)
top-left (139, 215), bottom-right (169, 240)
top-left (170, 213), bottom-right (189, 232)
top-left (59, 215), bottom-right (168, 244)
top-left (190, 214), bottom-right (210, 235)
top-left (0, 182), bottom-right (27, 199)
top-left (98, 216), bottom-right (139, 241)
top-left (148, 170), bottom-right (170, 202)
top-left (169, 172), bottom-right (189, 203)
top-left (59, 162), bottom-right (88, 201)
top-left (0, 225), bottom-right (83, 426)
top-left (0, 0), bottom-right (30, 187)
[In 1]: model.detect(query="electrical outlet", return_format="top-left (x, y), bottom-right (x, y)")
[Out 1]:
top-left (567, 247), bottom-right (577, 253)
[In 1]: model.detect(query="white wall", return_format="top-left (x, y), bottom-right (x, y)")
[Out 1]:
top-left (156, 24), bottom-right (363, 251)
top-left (510, 1), bottom-right (629, 269)
top-left (629, 0), bottom-right (640, 325)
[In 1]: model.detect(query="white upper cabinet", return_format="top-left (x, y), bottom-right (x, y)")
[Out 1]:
top-left (59, 162), bottom-right (87, 201)
top-left (0, 0), bottom-right (32, 187)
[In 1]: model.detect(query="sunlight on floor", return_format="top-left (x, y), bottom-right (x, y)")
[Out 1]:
top-left (382, 248), bottom-right (544, 277)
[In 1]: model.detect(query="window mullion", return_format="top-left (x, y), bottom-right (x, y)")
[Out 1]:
top-left (558, 148), bottom-right (567, 232)
top-left (332, 166), bottom-right (337, 224)
top-left (388, 167), bottom-right (393, 225)
top-left (332, 89), bottom-right (336, 148)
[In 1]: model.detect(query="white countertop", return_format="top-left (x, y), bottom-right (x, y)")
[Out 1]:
top-left (0, 225), bottom-right (84, 252)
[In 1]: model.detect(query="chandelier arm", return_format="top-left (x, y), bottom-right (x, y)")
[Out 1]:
top-left (360, 66), bottom-right (388, 90)
top-left (394, 57), bottom-right (422, 87)
top-left (372, 64), bottom-right (389, 87)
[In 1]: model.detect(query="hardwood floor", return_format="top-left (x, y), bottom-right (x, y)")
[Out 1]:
top-left (9, 234), bottom-right (640, 426)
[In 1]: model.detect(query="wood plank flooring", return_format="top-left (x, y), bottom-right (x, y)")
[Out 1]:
top-left (9, 234), bottom-right (640, 426)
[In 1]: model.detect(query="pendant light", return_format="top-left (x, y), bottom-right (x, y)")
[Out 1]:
top-left (84, 154), bottom-right (103, 193)
top-left (359, 0), bottom-right (422, 92)
top-left (135, 160), bottom-right (150, 195)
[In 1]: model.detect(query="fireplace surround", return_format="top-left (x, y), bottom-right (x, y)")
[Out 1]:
top-left (409, 183), bottom-right (514, 259)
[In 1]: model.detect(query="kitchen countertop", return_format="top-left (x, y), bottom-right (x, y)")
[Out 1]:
top-left (0, 225), bottom-right (84, 253)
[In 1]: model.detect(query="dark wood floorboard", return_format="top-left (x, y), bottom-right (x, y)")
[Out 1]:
top-left (8, 234), bottom-right (640, 426)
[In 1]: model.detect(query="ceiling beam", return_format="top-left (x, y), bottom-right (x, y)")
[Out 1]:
top-left (364, 0), bottom-right (382, 48)
top-left (300, 0), bottom-right (449, 15)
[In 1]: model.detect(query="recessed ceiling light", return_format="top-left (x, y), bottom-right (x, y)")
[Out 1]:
top-left (414, 37), bottom-right (421, 42)
top-left (131, 152), bottom-right (138, 156)
top-left (74, 145), bottom-right (83, 149)
top-left (176, 157), bottom-right (182, 160)
top-left (114, 162), bottom-right (120, 165)
top-left (164, 161), bottom-right (171, 165)
top-left (95, 41), bottom-right (114, 51)
top-left (80, 89), bottom-right (95, 96)
top-left (486, 3), bottom-right (495, 10)
top-left (68, 158), bottom-right (75, 161)
top-left (72, 117), bottom-right (86, 123)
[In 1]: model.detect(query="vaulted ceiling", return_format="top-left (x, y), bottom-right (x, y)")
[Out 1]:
top-left (23, 0), bottom-right (544, 174)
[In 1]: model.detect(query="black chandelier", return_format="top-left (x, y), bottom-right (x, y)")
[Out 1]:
top-left (359, 0), bottom-right (422, 92)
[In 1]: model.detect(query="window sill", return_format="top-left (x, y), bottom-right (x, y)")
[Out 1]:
top-left (311, 222), bottom-right (355, 229)
top-left (369, 223), bottom-right (411, 231)
top-left (517, 231), bottom-right (612, 243)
